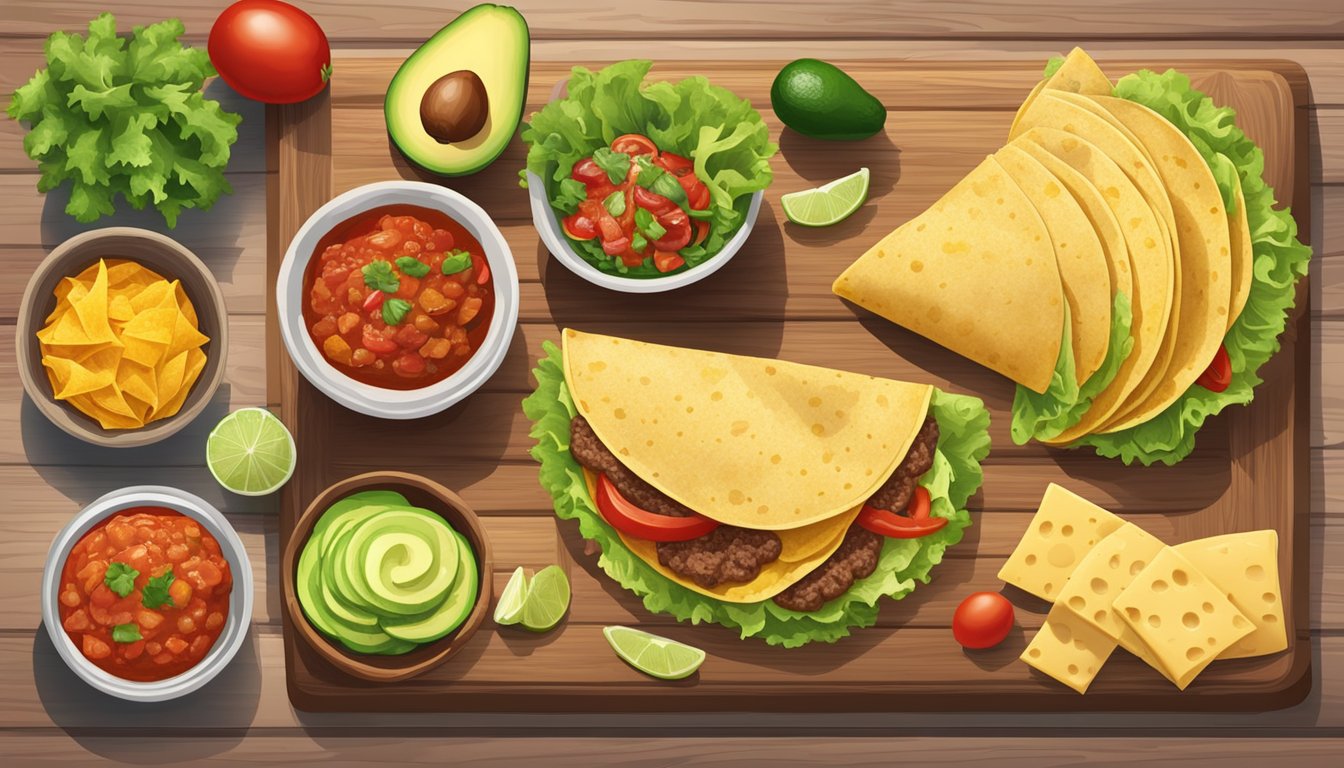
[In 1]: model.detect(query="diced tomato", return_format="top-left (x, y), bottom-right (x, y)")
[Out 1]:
top-left (571, 157), bottom-right (609, 188)
top-left (361, 290), bottom-right (385, 313)
top-left (361, 326), bottom-right (400, 356)
top-left (611, 133), bottom-right (659, 158)
top-left (683, 177), bottom-right (711, 210)
top-left (594, 474), bottom-right (720, 542)
top-left (1196, 344), bottom-right (1231, 392)
top-left (653, 252), bottom-right (685, 273)
top-left (470, 253), bottom-right (490, 286)
top-left (391, 353), bottom-right (426, 378)
top-left (601, 236), bottom-right (632, 256)
top-left (563, 213), bottom-right (598, 240)
top-left (651, 208), bottom-right (692, 252)
top-left (654, 151), bottom-right (694, 176)
top-left (633, 185), bottom-right (678, 215)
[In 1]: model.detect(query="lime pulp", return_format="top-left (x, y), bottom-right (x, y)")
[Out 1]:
top-left (519, 564), bottom-right (570, 633)
top-left (603, 625), bottom-right (706, 680)
top-left (494, 566), bottom-right (530, 626)
top-left (206, 407), bottom-right (296, 496)
top-left (780, 167), bottom-right (870, 227)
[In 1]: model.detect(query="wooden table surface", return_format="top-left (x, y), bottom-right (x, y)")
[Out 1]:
top-left (1, 1), bottom-right (1341, 764)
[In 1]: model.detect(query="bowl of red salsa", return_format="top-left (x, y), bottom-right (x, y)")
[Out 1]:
top-left (41, 486), bottom-right (254, 701)
top-left (277, 181), bottom-right (519, 419)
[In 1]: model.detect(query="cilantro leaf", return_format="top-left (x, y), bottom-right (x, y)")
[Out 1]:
top-left (5, 13), bottom-right (238, 227)
top-left (362, 260), bottom-right (400, 293)
top-left (634, 207), bottom-right (666, 240)
top-left (591, 147), bottom-right (630, 184)
top-left (551, 178), bottom-right (588, 215)
top-left (103, 562), bottom-right (139, 597)
top-left (602, 189), bottom-right (626, 217)
top-left (631, 232), bottom-right (648, 253)
top-left (141, 569), bottom-right (175, 609)
top-left (441, 250), bottom-right (471, 275)
top-left (111, 623), bottom-right (142, 643)
top-left (382, 297), bottom-right (413, 326)
top-left (395, 256), bottom-right (430, 278)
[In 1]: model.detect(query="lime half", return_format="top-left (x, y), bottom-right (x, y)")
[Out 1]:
top-left (493, 566), bottom-right (530, 626)
top-left (519, 564), bottom-right (570, 633)
top-left (603, 626), bottom-right (706, 680)
top-left (781, 167), bottom-right (870, 227)
top-left (206, 407), bottom-right (296, 496)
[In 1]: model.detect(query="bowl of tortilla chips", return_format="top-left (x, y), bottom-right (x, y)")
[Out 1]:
top-left (16, 228), bottom-right (228, 447)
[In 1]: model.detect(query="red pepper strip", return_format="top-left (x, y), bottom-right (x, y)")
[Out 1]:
top-left (594, 474), bottom-right (721, 542)
top-left (856, 487), bottom-right (946, 539)
top-left (471, 253), bottom-right (491, 286)
top-left (1195, 343), bottom-right (1231, 392)
top-left (361, 289), bottom-right (384, 313)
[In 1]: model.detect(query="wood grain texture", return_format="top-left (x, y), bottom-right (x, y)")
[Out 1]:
top-left (270, 58), bottom-right (1312, 713)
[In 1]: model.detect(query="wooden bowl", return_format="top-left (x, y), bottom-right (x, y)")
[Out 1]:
top-left (281, 471), bottom-right (493, 683)
top-left (15, 227), bottom-right (228, 447)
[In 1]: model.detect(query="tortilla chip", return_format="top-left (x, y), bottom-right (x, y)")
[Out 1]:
top-left (107, 294), bottom-right (136, 323)
top-left (995, 145), bottom-right (1113, 385)
top-left (68, 391), bottom-right (144, 430)
top-left (118, 361), bottom-right (159, 414)
top-left (564, 329), bottom-right (934, 530)
top-left (833, 156), bottom-right (1064, 394)
top-left (68, 261), bottom-right (117, 345)
top-left (128, 281), bottom-right (173, 313)
top-left (42, 355), bottom-right (116, 399)
top-left (175, 283), bottom-right (199, 327)
top-left (121, 307), bottom-right (178, 345)
top-left (165, 306), bottom-right (210, 360)
top-left (152, 347), bottom-right (206, 419)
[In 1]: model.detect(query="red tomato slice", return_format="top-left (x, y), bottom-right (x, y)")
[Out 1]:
top-left (651, 208), bottom-right (693, 252)
top-left (594, 474), bottom-right (720, 542)
top-left (471, 253), bottom-right (490, 286)
top-left (654, 152), bottom-right (694, 176)
top-left (563, 213), bottom-right (599, 240)
top-left (684, 179), bottom-right (711, 210)
top-left (952, 592), bottom-right (1015, 650)
top-left (653, 251), bottom-right (685, 273)
top-left (361, 289), bottom-right (384, 313)
top-left (632, 186), bottom-right (679, 215)
top-left (856, 487), bottom-right (945, 538)
top-left (692, 220), bottom-right (710, 246)
top-left (208, 0), bottom-right (332, 104)
top-left (1195, 344), bottom-right (1232, 392)
top-left (611, 133), bottom-right (659, 158)
top-left (571, 158), bottom-right (610, 188)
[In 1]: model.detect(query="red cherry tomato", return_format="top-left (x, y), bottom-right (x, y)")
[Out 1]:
top-left (562, 213), bottom-right (598, 241)
top-left (571, 158), bottom-right (610, 188)
top-left (952, 592), bottom-right (1015, 650)
top-left (650, 208), bottom-right (693, 252)
top-left (654, 152), bottom-right (694, 176)
top-left (1195, 344), bottom-right (1232, 392)
top-left (611, 134), bottom-right (659, 158)
top-left (595, 474), bottom-right (719, 542)
top-left (208, 0), bottom-right (332, 104)
top-left (682, 176), bottom-right (711, 210)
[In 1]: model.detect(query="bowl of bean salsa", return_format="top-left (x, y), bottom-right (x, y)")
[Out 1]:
top-left (277, 181), bottom-right (519, 419)
top-left (42, 486), bottom-right (253, 701)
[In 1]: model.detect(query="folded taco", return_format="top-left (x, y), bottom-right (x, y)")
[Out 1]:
top-left (524, 329), bottom-right (991, 646)
top-left (834, 48), bottom-right (1310, 465)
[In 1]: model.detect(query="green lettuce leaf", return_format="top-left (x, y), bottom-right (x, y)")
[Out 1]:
top-left (1012, 292), bottom-right (1133, 444)
top-left (520, 60), bottom-right (777, 277)
top-left (523, 341), bottom-right (990, 647)
top-left (6, 13), bottom-right (239, 227)
top-left (1070, 69), bottom-right (1311, 465)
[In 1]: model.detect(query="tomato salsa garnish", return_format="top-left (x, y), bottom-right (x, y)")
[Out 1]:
top-left (555, 133), bottom-right (713, 275)
top-left (303, 204), bottom-right (496, 390)
top-left (58, 508), bottom-right (232, 682)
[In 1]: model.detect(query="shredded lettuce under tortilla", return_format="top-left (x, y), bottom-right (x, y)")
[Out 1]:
top-left (523, 341), bottom-right (990, 647)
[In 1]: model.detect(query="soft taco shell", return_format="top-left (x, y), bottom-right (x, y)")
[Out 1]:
top-left (1222, 155), bottom-right (1254, 331)
top-left (833, 156), bottom-right (1064, 394)
top-left (1008, 48), bottom-right (1113, 140)
top-left (563, 329), bottom-right (933, 530)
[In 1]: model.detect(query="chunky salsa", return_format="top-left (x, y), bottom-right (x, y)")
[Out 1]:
top-left (303, 204), bottom-right (495, 389)
top-left (58, 508), bottom-right (232, 682)
top-left (557, 133), bottom-right (712, 274)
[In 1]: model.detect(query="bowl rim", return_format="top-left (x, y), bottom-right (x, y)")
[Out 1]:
top-left (15, 227), bottom-right (229, 448)
top-left (41, 485), bottom-right (255, 702)
top-left (280, 470), bottom-right (493, 683)
top-left (276, 181), bottom-right (519, 420)
top-left (525, 171), bottom-right (763, 294)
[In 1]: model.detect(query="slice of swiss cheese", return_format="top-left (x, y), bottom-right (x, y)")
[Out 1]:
top-left (1113, 548), bottom-right (1255, 690)
top-left (997, 483), bottom-right (1125, 601)
top-left (1173, 531), bottom-right (1287, 660)
top-left (1021, 604), bottom-right (1117, 694)
top-left (1055, 521), bottom-right (1164, 639)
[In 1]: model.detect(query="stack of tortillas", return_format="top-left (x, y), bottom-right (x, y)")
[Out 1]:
top-left (833, 48), bottom-right (1278, 462)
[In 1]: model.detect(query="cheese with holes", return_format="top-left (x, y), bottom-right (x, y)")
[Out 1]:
top-left (998, 483), bottom-right (1125, 601)
top-left (1056, 521), bottom-right (1165, 640)
top-left (1174, 531), bottom-right (1287, 660)
top-left (1113, 547), bottom-right (1255, 690)
top-left (1021, 604), bottom-right (1118, 694)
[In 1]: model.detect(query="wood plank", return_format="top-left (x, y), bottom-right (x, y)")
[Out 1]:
top-left (1, 1), bottom-right (1341, 42)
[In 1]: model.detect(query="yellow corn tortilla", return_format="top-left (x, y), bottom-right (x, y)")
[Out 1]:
top-left (833, 156), bottom-right (1064, 394)
top-left (994, 145), bottom-right (1112, 385)
top-left (581, 470), bottom-right (860, 602)
top-left (1009, 48), bottom-right (1113, 141)
top-left (1014, 128), bottom-right (1172, 445)
top-left (1085, 95), bottom-right (1231, 433)
top-left (1222, 154), bottom-right (1254, 331)
top-left (563, 329), bottom-right (934, 530)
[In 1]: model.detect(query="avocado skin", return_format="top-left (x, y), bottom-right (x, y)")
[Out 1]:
top-left (771, 59), bottom-right (886, 141)
top-left (385, 4), bottom-right (531, 177)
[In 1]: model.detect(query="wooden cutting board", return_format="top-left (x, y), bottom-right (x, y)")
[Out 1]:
top-left (267, 57), bottom-right (1311, 712)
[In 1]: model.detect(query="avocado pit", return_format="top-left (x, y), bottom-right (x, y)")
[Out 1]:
top-left (419, 70), bottom-right (489, 144)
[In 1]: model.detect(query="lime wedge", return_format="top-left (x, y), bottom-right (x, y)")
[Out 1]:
top-left (603, 626), bottom-right (706, 680)
top-left (519, 564), bottom-right (570, 633)
top-left (780, 167), bottom-right (870, 227)
top-left (493, 566), bottom-right (530, 626)
top-left (206, 407), bottom-right (296, 496)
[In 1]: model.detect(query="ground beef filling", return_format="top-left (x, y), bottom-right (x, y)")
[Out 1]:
top-left (567, 414), bottom-right (941, 604)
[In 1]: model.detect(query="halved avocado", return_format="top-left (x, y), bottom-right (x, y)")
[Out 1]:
top-left (384, 4), bottom-right (531, 176)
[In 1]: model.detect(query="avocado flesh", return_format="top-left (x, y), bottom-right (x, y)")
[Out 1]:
top-left (349, 509), bottom-right (460, 615)
top-left (296, 493), bottom-right (405, 638)
top-left (383, 530), bottom-right (479, 643)
top-left (384, 4), bottom-right (531, 176)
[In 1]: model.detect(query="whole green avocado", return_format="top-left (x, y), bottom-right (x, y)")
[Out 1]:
top-left (771, 59), bottom-right (886, 140)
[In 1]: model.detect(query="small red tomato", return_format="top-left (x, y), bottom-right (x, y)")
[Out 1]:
top-left (209, 0), bottom-right (332, 104)
top-left (952, 592), bottom-right (1015, 650)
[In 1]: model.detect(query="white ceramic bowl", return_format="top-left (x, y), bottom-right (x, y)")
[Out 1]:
top-left (277, 181), bottom-right (520, 419)
top-left (41, 486), bottom-right (254, 702)
top-left (526, 170), bottom-right (763, 293)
